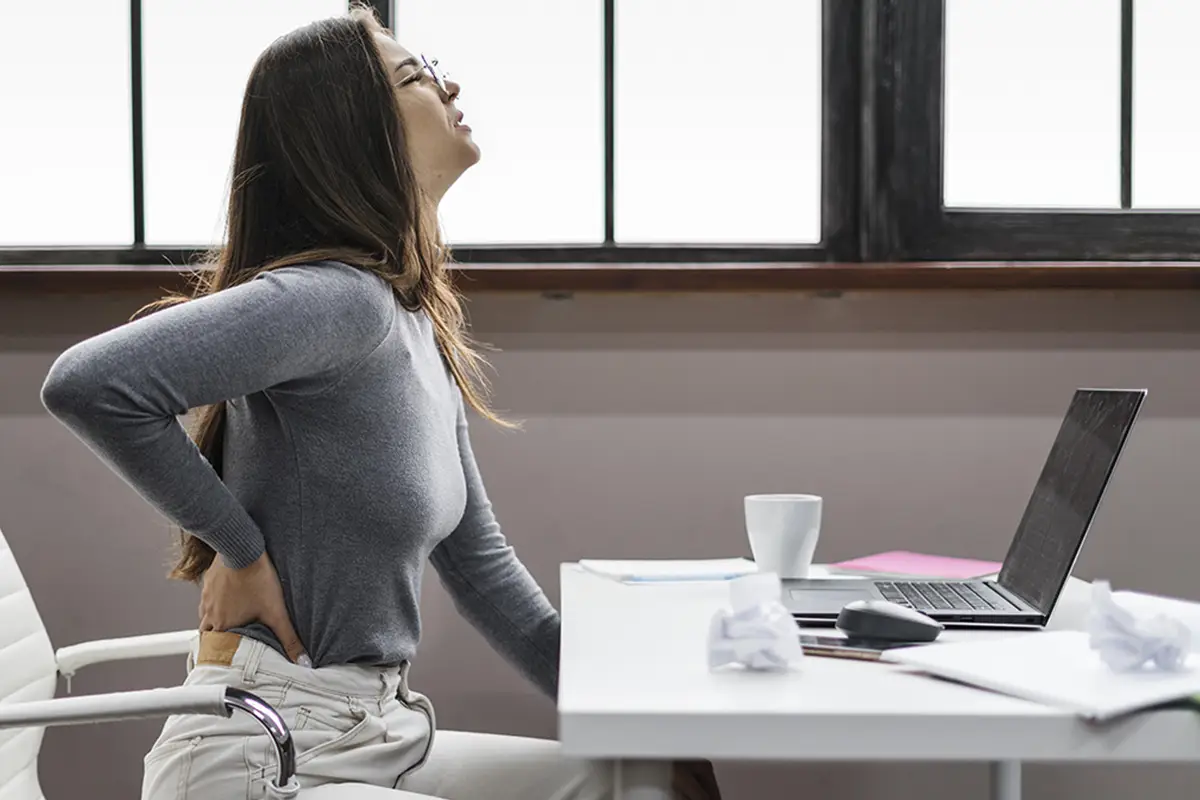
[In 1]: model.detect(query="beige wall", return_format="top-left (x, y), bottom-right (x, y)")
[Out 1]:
top-left (3, 286), bottom-right (1200, 799)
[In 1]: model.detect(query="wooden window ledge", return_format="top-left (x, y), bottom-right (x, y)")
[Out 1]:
top-left (3, 262), bottom-right (1200, 294)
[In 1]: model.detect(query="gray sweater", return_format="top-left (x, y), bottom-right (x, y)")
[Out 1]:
top-left (40, 261), bottom-right (560, 697)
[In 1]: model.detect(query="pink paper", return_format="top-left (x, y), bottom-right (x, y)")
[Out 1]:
top-left (831, 550), bottom-right (1002, 579)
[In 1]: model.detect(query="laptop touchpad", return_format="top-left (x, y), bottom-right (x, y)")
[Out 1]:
top-left (787, 583), bottom-right (874, 614)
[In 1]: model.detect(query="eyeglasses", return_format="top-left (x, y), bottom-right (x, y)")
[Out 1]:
top-left (394, 54), bottom-right (450, 98)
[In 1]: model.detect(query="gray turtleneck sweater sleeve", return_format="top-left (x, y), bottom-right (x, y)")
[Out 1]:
top-left (430, 400), bottom-right (561, 697)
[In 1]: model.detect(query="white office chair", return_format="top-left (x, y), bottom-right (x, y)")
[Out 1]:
top-left (0, 527), bottom-right (299, 798)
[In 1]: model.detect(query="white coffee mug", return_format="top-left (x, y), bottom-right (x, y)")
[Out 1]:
top-left (744, 494), bottom-right (823, 579)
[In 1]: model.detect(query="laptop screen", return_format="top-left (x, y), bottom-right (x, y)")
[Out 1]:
top-left (996, 389), bottom-right (1146, 613)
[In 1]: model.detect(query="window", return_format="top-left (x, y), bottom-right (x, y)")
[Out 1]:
top-left (1133, 0), bottom-right (1200, 209)
top-left (0, 0), bottom-right (132, 246)
top-left (0, 0), bottom-right (852, 267)
top-left (869, 0), bottom-right (1200, 260)
top-left (5, 0), bottom-right (1197, 282)
top-left (944, 0), bottom-right (1121, 209)
top-left (142, 0), bottom-right (347, 245)
top-left (392, 0), bottom-right (604, 245)
top-left (614, 0), bottom-right (822, 244)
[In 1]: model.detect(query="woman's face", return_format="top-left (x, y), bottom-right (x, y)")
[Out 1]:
top-left (373, 33), bottom-right (480, 201)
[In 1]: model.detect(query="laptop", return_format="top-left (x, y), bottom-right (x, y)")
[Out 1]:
top-left (783, 388), bottom-right (1147, 628)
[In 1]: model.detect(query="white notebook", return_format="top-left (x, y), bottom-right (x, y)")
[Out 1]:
top-left (882, 630), bottom-right (1200, 721)
top-left (577, 558), bottom-right (757, 583)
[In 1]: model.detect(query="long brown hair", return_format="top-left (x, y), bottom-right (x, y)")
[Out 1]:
top-left (138, 4), bottom-right (507, 583)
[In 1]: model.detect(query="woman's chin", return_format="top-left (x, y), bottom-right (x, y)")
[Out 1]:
top-left (460, 137), bottom-right (482, 166)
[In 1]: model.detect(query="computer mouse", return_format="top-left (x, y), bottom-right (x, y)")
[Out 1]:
top-left (835, 599), bottom-right (944, 643)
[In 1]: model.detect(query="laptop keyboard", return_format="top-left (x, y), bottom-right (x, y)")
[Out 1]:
top-left (876, 581), bottom-right (1015, 613)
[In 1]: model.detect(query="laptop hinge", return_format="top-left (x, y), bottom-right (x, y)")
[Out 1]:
top-left (986, 580), bottom-right (1041, 613)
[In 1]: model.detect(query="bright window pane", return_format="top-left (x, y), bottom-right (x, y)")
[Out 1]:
top-left (394, 1), bottom-right (604, 244)
top-left (143, 0), bottom-right (346, 245)
top-left (944, 0), bottom-right (1120, 209)
top-left (0, 1), bottom-right (132, 245)
top-left (1134, 1), bottom-right (1200, 208)
top-left (615, 0), bottom-right (821, 244)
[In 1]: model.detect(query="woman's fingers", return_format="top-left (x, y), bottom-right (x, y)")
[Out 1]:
top-left (263, 606), bottom-right (311, 667)
top-left (197, 552), bottom-right (311, 666)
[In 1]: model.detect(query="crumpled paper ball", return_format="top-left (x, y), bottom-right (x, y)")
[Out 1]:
top-left (1088, 580), bottom-right (1192, 673)
top-left (708, 572), bottom-right (804, 672)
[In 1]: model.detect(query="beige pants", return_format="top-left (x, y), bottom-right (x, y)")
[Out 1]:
top-left (141, 632), bottom-right (613, 800)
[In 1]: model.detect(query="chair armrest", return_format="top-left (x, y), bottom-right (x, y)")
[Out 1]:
top-left (55, 629), bottom-right (198, 680)
top-left (0, 685), bottom-right (297, 794)
top-left (0, 685), bottom-right (227, 729)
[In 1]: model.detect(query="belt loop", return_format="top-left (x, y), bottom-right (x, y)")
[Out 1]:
top-left (242, 639), bottom-right (265, 684)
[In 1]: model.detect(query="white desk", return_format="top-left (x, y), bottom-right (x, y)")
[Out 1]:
top-left (557, 565), bottom-right (1200, 800)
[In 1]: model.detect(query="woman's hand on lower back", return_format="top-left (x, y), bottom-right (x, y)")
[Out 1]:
top-left (199, 551), bottom-right (311, 667)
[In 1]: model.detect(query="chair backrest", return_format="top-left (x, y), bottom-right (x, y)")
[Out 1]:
top-left (0, 527), bottom-right (58, 800)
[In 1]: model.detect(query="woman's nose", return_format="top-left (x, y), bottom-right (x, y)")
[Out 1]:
top-left (444, 79), bottom-right (461, 102)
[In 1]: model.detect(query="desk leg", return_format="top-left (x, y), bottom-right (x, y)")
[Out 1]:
top-left (989, 761), bottom-right (1021, 800)
top-left (613, 759), bottom-right (673, 800)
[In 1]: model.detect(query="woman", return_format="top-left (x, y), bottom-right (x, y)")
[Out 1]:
top-left (40, 5), bottom-right (719, 800)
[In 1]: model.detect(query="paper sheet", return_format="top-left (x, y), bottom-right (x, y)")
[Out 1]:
top-left (883, 630), bottom-right (1200, 720)
top-left (578, 558), bottom-right (757, 583)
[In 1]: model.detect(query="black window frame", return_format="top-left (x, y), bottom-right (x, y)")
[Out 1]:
top-left (866, 0), bottom-right (1200, 261)
top-left (0, 0), bottom-right (859, 268)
